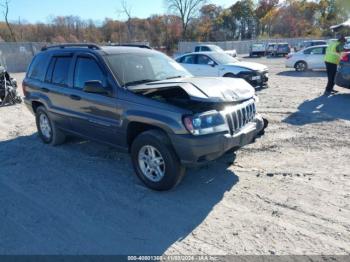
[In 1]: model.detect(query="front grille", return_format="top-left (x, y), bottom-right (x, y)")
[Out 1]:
top-left (225, 99), bottom-right (256, 135)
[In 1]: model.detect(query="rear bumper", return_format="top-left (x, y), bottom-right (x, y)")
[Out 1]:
top-left (250, 51), bottom-right (265, 56)
top-left (169, 114), bottom-right (265, 166)
top-left (24, 98), bottom-right (35, 114)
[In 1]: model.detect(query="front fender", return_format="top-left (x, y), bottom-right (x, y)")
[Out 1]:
top-left (123, 109), bottom-right (188, 135)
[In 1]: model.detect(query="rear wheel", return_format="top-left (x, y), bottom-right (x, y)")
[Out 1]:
top-left (35, 106), bottom-right (66, 146)
top-left (295, 61), bottom-right (307, 72)
top-left (131, 130), bottom-right (185, 191)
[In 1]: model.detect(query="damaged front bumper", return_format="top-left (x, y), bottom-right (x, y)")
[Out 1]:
top-left (248, 71), bottom-right (269, 89)
top-left (169, 114), bottom-right (266, 166)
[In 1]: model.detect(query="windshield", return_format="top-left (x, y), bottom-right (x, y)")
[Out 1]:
top-left (105, 52), bottom-right (192, 87)
top-left (252, 44), bottom-right (264, 48)
top-left (209, 45), bottom-right (224, 52)
top-left (210, 52), bottom-right (239, 64)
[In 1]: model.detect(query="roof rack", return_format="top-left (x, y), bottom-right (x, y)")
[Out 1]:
top-left (41, 43), bottom-right (101, 51)
top-left (107, 44), bottom-right (152, 49)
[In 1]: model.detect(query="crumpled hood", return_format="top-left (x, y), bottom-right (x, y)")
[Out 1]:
top-left (128, 77), bottom-right (255, 103)
top-left (227, 61), bottom-right (268, 72)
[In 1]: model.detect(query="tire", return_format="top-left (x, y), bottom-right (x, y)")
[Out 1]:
top-left (35, 106), bottom-right (66, 146)
top-left (131, 129), bottom-right (186, 191)
top-left (295, 61), bottom-right (307, 72)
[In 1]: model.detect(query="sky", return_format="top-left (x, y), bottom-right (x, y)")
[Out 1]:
top-left (2, 0), bottom-right (238, 24)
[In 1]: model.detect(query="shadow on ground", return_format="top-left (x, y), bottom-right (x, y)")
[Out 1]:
top-left (0, 134), bottom-right (238, 255)
top-left (283, 93), bottom-right (350, 125)
top-left (277, 70), bottom-right (326, 78)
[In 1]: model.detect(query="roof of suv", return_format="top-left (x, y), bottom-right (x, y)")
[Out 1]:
top-left (41, 44), bottom-right (154, 55)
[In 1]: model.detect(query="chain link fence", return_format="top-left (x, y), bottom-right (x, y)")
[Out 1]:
top-left (0, 42), bottom-right (47, 73)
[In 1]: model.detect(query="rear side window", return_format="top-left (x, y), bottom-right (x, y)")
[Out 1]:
top-left (181, 55), bottom-right (196, 64)
top-left (51, 57), bottom-right (72, 86)
top-left (74, 57), bottom-right (105, 89)
top-left (310, 47), bottom-right (325, 55)
top-left (27, 53), bottom-right (49, 81)
top-left (304, 47), bottom-right (324, 55)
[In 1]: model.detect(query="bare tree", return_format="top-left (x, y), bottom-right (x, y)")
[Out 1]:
top-left (0, 0), bottom-right (16, 41)
top-left (166, 0), bottom-right (206, 40)
top-left (120, 0), bottom-right (133, 42)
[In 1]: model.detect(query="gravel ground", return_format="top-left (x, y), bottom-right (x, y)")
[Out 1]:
top-left (0, 57), bottom-right (349, 255)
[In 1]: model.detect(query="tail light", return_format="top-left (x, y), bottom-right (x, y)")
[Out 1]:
top-left (341, 53), bottom-right (350, 62)
top-left (22, 83), bottom-right (27, 96)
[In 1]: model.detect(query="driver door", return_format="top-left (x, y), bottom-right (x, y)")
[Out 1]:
top-left (194, 54), bottom-right (219, 77)
top-left (68, 53), bottom-right (122, 145)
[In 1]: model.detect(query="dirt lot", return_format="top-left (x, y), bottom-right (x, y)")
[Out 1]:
top-left (0, 57), bottom-right (349, 255)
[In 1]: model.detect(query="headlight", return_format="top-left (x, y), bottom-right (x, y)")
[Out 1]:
top-left (183, 111), bottom-right (228, 135)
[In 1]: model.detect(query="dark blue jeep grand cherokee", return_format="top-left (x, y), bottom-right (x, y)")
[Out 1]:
top-left (23, 44), bottom-right (266, 191)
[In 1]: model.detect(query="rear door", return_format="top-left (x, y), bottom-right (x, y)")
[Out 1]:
top-left (41, 53), bottom-right (74, 129)
top-left (177, 54), bottom-right (197, 75)
top-left (307, 47), bottom-right (325, 69)
top-left (68, 53), bottom-right (122, 146)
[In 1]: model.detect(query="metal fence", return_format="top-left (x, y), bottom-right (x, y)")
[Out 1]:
top-left (0, 41), bottom-right (149, 73)
top-left (178, 38), bottom-right (327, 55)
top-left (0, 42), bottom-right (47, 73)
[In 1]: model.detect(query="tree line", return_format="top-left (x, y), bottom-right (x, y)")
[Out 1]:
top-left (0, 0), bottom-right (349, 52)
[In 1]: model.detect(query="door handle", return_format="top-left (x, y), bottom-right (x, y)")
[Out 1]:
top-left (70, 94), bottom-right (81, 101)
top-left (41, 87), bottom-right (50, 93)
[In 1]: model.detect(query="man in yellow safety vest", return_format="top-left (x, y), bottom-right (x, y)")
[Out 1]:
top-left (324, 34), bottom-right (346, 95)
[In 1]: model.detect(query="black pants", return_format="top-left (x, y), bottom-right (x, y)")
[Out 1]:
top-left (325, 62), bottom-right (338, 92)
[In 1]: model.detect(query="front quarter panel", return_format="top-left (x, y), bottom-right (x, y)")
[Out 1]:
top-left (221, 66), bottom-right (251, 76)
top-left (118, 89), bottom-right (190, 136)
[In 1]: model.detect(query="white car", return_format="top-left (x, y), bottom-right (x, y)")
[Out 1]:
top-left (194, 44), bottom-right (237, 57)
top-left (286, 45), bottom-right (327, 72)
top-left (176, 52), bottom-right (269, 88)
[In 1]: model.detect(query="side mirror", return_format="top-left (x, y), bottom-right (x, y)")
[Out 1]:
top-left (208, 61), bottom-right (216, 67)
top-left (83, 80), bottom-right (109, 95)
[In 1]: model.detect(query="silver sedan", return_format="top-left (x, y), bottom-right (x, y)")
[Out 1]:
top-left (285, 45), bottom-right (327, 72)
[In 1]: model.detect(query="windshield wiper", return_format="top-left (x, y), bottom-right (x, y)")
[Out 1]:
top-left (166, 76), bottom-right (183, 80)
top-left (124, 79), bottom-right (157, 87)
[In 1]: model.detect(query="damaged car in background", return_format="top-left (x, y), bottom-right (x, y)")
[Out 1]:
top-left (23, 44), bottom-right (267, 191)
top-left (176, 52), bottom-right (269, 89)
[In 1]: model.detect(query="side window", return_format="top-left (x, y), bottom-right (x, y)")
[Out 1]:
top-left (27, 53), bottom-right (50, 81)
top-left (201, 46), bottom-right (210, 51)
top-left (182, 55), bottom-right (195, 64)
top-left (51, 56), bottom-right (72, 86)
top-left (304, 48), bottom-right (313, 55)
top-left (194, 46), bottom-right (200, 52)
top-left (74, 57), bottom-right (105, 90)
top-left (310, 47), bottom-right (323, 55)
top-left (197, 55), bottom-right (212, 65)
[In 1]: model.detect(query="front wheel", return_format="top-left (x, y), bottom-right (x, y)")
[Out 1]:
top-left (131, 130), bottom-right (185, 191)
top-left (295, 61), bottom-right (307, 72)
